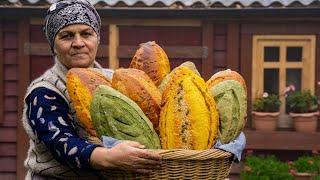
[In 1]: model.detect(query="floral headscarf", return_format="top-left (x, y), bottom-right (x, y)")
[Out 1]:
top-left (44, 0), bottom-right (101, 53)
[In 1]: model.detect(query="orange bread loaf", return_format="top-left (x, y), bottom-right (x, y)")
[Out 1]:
top-left (66, 68), bottom-right (111, 137)
top-left (112, 68), bottom-right (162, 131)
top-left (130, 41), bottom-right (170, 86)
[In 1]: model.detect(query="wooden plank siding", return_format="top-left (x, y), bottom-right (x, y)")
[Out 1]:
top-left (240, 34), bottom-right (253, 127)
top-left (97, 25), bottom-right (110, 67)
top-left (0, 18), bottom-right (19, 180)
top-left (25, 43), bottom-right (206, 63)
top-left (0, 143), bottom-right (16, 156)
top-left (24, 22), bottom-right (206, 73)
top-left (117, 25), bottom-right (204, 71)
top-left (245, 130), bottom-right (320, 150)
top-left (2, 113), bottom-right (17, 127)
top-left (227, 23), bottom-right (240, 71)
top-left (201, 21), bottom-right (214, 80)
top-left (0, 19), bottom-right (3, 124)
top-left (213, 24), bottom-right (228, 74)
top-left (0, 157), bottom-right (16, 172)
top-left (0, 128), bottom-right (16, 142)
top-left (0, 173), bottom-right (16, 180)
top-left (118, 45), bottom-right (205, 59)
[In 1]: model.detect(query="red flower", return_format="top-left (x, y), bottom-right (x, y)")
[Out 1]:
top-left (289, 169), bottom-right (297, 175)
top-left (312, 149), bottom-right (319, 155)
top-left (246, 149), bottom-right (254, 156)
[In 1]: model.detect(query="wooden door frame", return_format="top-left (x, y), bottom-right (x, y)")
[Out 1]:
top-left (17, 17), bottom-right (30, 180)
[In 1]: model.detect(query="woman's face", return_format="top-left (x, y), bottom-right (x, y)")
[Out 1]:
top-left (53, 24), bottom-right (98, 69)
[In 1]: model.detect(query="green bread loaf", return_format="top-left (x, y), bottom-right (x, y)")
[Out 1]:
top-left (210, 80), bottom-right (247, 144)
top-left (90, 85), bottom-right (161, 149)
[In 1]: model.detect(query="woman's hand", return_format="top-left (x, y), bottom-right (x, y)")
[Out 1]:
top-left (90, 141), bottom-right (162, 173)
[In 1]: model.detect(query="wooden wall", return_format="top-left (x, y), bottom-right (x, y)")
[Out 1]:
top-left (117, 25), bottom-right (203, 70)
top-left (0, 15), bottom-right (319, 180)
top-left (0, 19), bottom-right (19, 180)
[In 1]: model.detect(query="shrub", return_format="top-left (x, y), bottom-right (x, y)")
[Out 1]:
top-left (240, 155), bottom-right (293, 180)
top-left (290, 156), bottom-right (319, 174)
top-left (253, 93), bottom-right (281, 112)
top-left (286, 90), bottom-right (318, 113)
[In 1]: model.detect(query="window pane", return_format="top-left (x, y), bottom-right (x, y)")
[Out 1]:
top-left (264, 69), bottom-right (279, 95)
top-left (264, 46), bottom-right (279, 62)
top-left (286, 47), bottom-right (302, 62)
top-left (285, 69), bottom-right (302, 113)
top-left (286, 69), bottom-right (301, 91)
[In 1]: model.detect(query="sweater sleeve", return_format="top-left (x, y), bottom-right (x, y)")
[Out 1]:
top-left (25, 87), bottom-right (100, 170)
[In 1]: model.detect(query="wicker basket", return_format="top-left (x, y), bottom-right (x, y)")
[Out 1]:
top-left (101, 148), bottom-right (233, 179)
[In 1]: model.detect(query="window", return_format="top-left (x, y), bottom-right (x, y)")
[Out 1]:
top-left (252, 35), bottom-right (316, 128)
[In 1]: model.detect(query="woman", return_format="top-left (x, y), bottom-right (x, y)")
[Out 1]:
top-left (22, 0), bottom-right (161, 179)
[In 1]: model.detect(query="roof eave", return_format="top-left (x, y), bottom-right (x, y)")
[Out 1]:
top-left (97, 7), bottom-right (320, 20)
top-left (1, 6), bottom-right (320, 20)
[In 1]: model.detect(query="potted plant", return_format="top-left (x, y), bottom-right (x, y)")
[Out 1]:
top-left (286, 90), bottom-right (319, 132)
top-left (240, 155), bottom-right (293, 179)
top-left (252, 93), bottom-right (282, 131)
top-left (288, 155), bottom-right (320, 180)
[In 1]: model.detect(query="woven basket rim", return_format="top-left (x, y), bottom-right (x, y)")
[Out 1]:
top-left (101, 149), bottom-right (233, 179)
top-left (148, 148), bottom-right (232, 160)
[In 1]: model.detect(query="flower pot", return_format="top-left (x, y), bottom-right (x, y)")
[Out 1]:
top-left (289, 111), bottom-right (319, 133)
top-left (293, 172), bottom-right (316, 180)
top-left (252, 111), bottom-right (280, 131)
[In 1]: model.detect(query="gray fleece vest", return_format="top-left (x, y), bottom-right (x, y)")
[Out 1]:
top-left (22, 59), bottom-right (113, 179)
